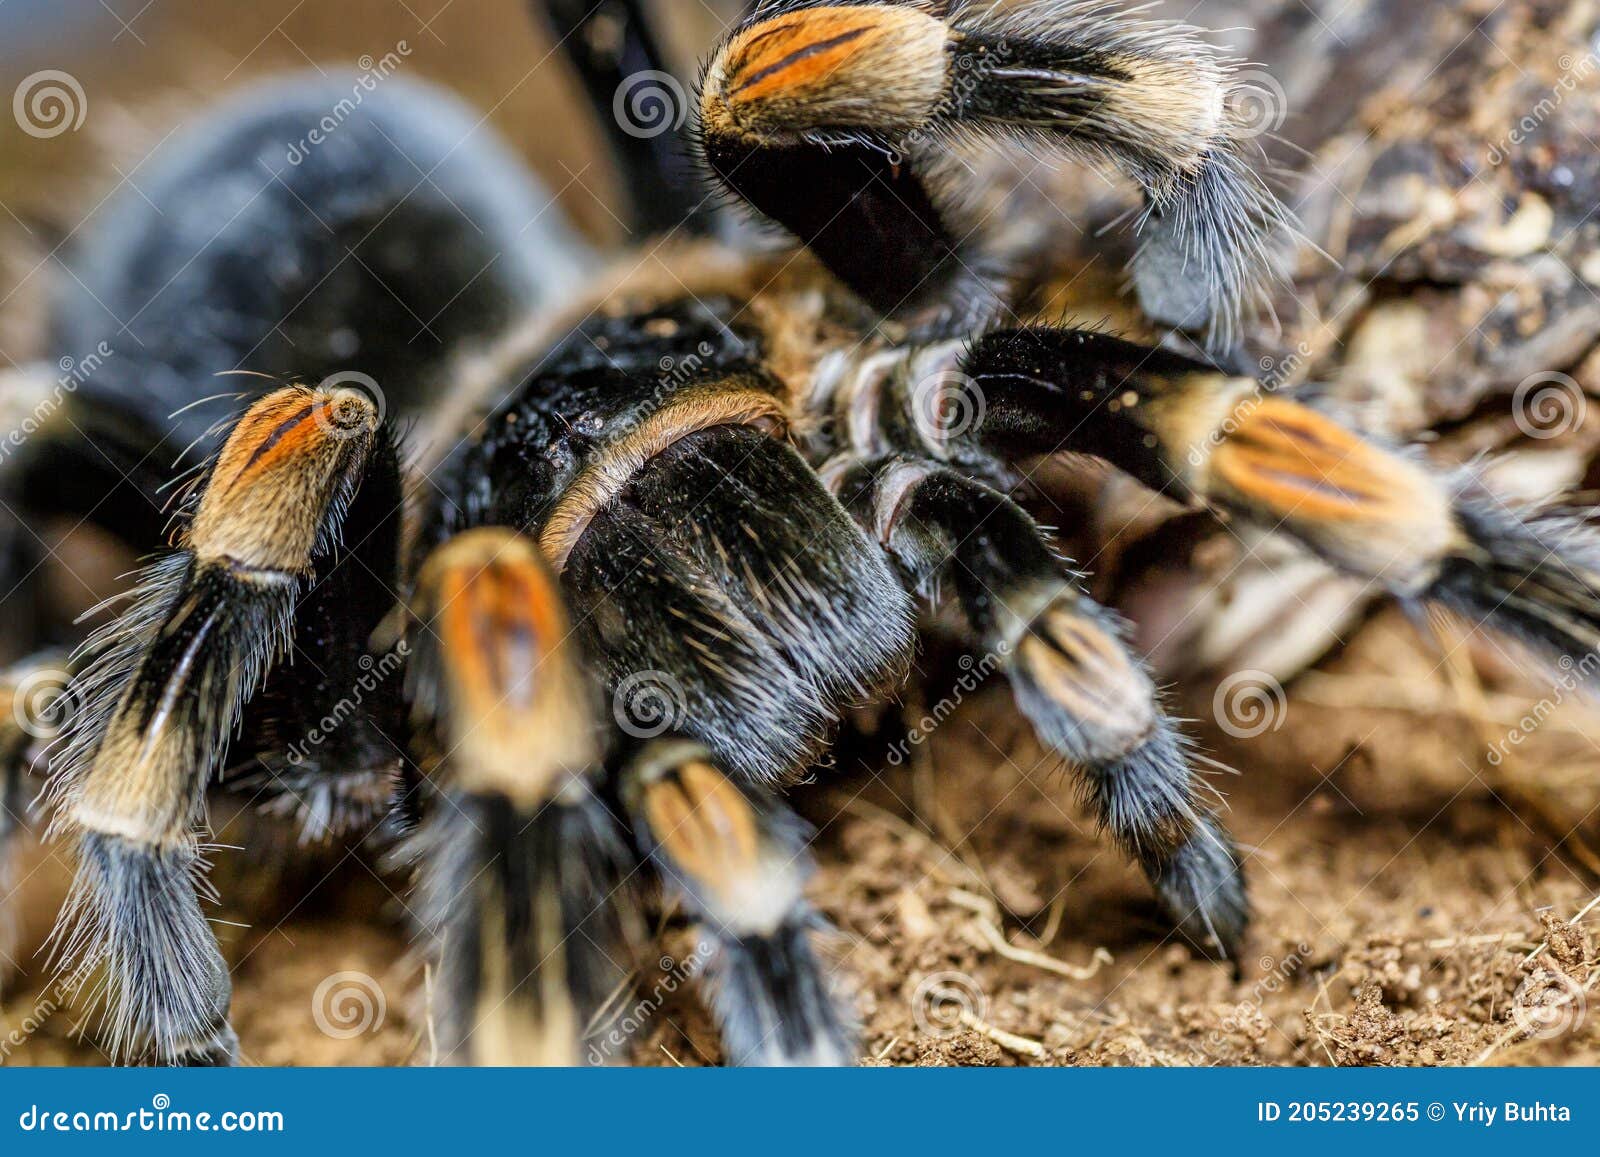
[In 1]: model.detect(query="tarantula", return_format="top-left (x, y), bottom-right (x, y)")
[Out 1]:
top-left (3, 0), bottom-right (1599, 1068)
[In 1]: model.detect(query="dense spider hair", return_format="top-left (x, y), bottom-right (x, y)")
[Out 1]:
top-left (699, 0), bottom-right (1297, 346)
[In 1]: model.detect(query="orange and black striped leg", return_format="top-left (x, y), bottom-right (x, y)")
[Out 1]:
top-left (407, 529), bottom-right (635, 1066)
top-left (960, 327), bottom-right (1600, 675)
top-left (697, 2), bottom-right (1291, 342)
top-left (561, 423), bottom-right (915, 787)
top-left (831, 455), bottom-right (1247, 957)
top-left (623, 740), bottom-right (854, 1066)
top-left (48, 384), bottom-right (385, 1066)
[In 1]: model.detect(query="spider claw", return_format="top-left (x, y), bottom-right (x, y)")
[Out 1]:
top-left (56, 833), bottom-right (238, 1066)
top-left (1147, 811), bottom-right (1250, 961)
top-left (1016, 599), bottom-right (1250, 958)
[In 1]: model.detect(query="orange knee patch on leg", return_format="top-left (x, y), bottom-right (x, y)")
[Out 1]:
top-left (1018, 600), bottom-right (1158, 760)
top-left (189, 385), bottom-right (378, 572)
top-left (1209, 399), bottom-right (1460, 585)
top-left (704, 5), bottom-right (950, 139)
top-left (645, 761), bottom-right (760, 889)
top-left (642, 758), bottom-right (799, 932)
top-left (413, 529), bottom-right (596, 804)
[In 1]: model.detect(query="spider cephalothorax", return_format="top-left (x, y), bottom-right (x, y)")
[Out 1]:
top-left (3, 0), bottom-right (1599, 1068)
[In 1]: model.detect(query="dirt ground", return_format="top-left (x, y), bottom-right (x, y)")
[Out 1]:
top-left (4, 604), bottom-right (1597, 1068)
top-left (2, 0), bottom-right (1598, 1067)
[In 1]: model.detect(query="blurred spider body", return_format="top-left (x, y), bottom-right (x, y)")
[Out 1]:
top-left (3, 0), bottom-right (1600, 1068)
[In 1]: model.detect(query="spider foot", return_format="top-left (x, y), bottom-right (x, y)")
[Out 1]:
top-left (832, 454), bottom-right (1249, 958)
top-left (1206, 398), bottom-right (1600, 674)
top-left (624, 740), bottom-right (855, 1066)
top-left (957, 327), bottom-right (1600, 682)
